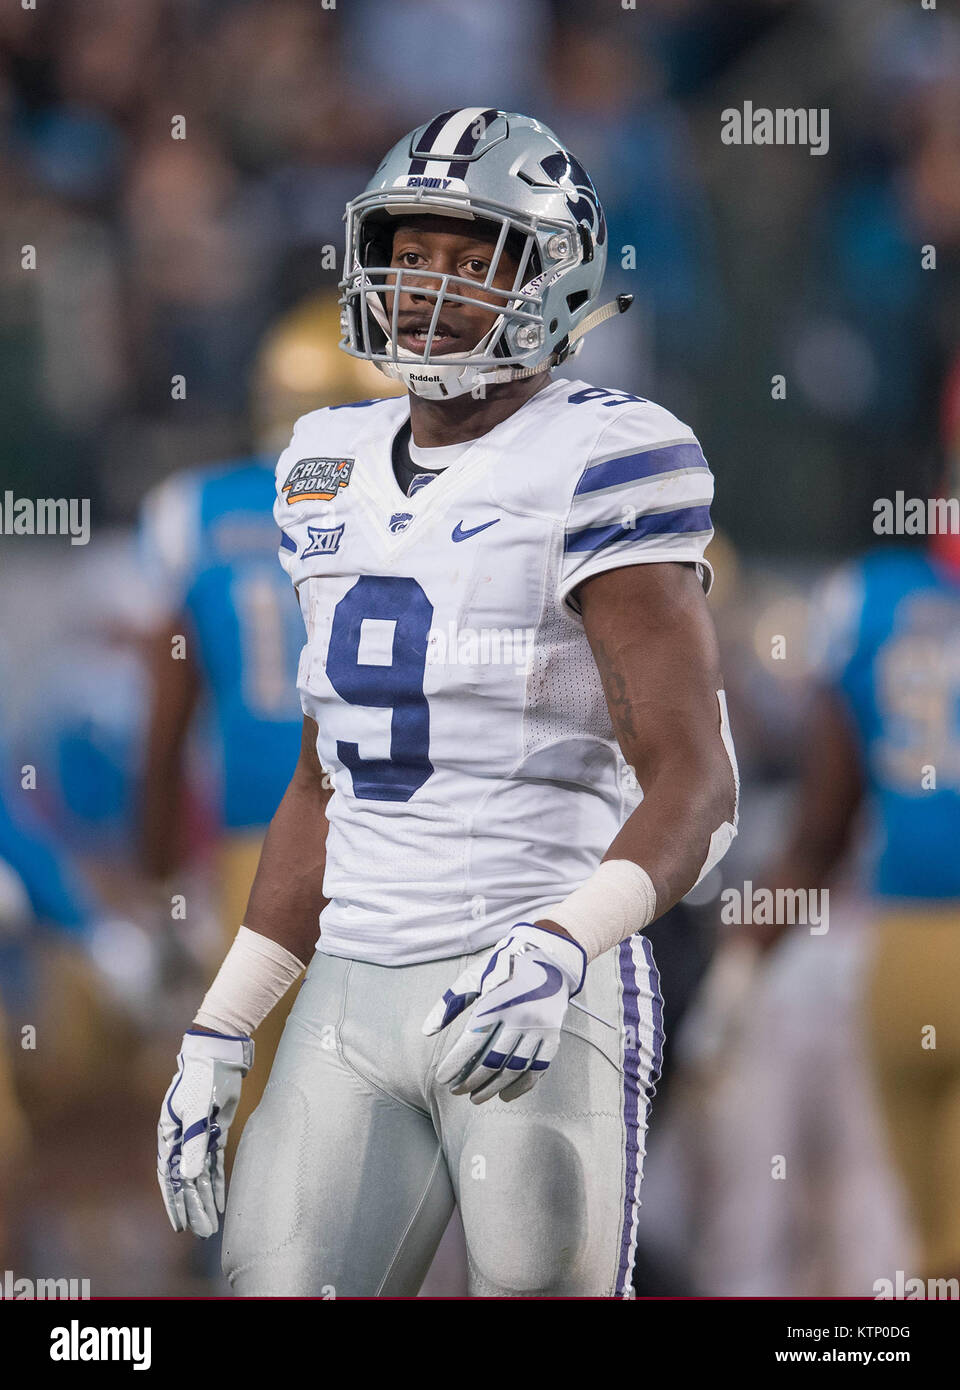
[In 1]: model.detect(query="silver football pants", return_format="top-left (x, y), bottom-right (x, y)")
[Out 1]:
top-left (222, 934), bottom-right (663, 1297)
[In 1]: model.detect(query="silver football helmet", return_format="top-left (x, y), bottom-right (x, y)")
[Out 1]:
top-left (338, 107), bottom-right (631, 400)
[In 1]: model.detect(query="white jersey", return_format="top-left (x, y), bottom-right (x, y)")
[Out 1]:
top-left (274, 378), bottom-right (715, 965)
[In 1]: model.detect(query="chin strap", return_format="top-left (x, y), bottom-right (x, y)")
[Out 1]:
top-left (486, 293), bottom-right (635, 383)
top-left (388, 293), bottom-right (636, 396)
top-left (568, 292), bottom-right (634, 350)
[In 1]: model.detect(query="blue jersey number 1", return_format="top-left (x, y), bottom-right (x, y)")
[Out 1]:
top-left (326, 575), bottom-right (434, 802)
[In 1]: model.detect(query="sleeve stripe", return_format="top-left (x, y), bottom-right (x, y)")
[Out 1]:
top-left (570, 465), bottom-right (711, 509)
top-left (573, 440), bottom-right (708, 497)
top-left (564, 504), bottom-right (714, 554)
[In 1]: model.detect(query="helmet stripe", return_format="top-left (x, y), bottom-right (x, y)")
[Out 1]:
top-left (409, 107), bottom-right (501, 180)
top-left (408, 107), bottom-right (461, 175)
top-left (424, 107), bottom-right (490, 157)
top-left (447, 107), bottom-right (499, 178)
top-left (415, 108), bottom-right (462, 154)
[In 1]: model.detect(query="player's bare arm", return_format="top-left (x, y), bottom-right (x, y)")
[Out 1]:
top-left (746, 686), bottom-right (863, 953)
top-left (770, 687), bottom-right (863, 892)
top-left (241, 713), bottom-right (332, 964)
top-left (139, 614), bottom-right (201, 880)
top-left (561, 560), bottom-right (737, 916)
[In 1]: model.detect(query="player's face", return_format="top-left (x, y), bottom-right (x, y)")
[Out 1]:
top-left (385, 216), bottom-right (521, 355)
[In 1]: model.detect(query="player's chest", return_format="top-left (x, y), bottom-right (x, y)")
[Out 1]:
top-left (284, 444), bottom-right (560, 639)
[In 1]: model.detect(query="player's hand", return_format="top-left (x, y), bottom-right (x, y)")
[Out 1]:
top-left (423, 923), bottom-right (586, 1105)
top-left (157, 1029), bottom-right (254, 1238)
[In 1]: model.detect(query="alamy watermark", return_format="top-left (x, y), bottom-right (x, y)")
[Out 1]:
top-left (50, 1320), bottom-right (151, 1370)
top-left (427, 622), bottom-right (535, 674)
top-left (721, 101), bottom-right (829, 156)
top-left (0, 492), bottom-right (90, 545)
top-left (873, 492), bottom-right (959, 536)
top-left (721, 880), bottom-right (829, 934)
top-left (874, 1270), bottom-right (958, 1300)
top-left (1, 1269), bottom-right (91, 1299)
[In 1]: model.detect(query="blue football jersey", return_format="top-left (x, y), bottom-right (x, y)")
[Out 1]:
top-left (813, 547), bottom-right (960, 898)
top-left (140, 458), bottom-right (302, 830)
top-left (0, 743), bottom-right (95, 935)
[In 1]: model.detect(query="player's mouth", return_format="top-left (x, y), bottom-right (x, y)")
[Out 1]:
top-left (397, 321), bottom-right (463, 355)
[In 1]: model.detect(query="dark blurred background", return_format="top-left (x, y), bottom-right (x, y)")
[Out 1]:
top-left (1, 0), bottom-right (957, 547)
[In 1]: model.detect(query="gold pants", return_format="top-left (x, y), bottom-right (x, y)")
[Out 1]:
top-left (217, 833), bottom-right (304, 1173)
top-left (0, 998), bottom-right (29, 1169)
top-left (863, 906), bottom-right (960, 1275)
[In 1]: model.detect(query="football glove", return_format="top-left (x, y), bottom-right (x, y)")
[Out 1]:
top-left (157, 1029), bottom-right (254, 1238)
top-left (423, 923), bottom-right (586, 1105)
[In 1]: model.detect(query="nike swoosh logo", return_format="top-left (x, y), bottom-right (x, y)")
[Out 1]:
top-left (476, 962), bottom-right (563, 1017)
top-left (452, 518), bottom-right (501, 543)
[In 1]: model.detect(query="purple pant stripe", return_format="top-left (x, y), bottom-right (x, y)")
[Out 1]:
top-left (639, 933), bottom-right (666, 1106)
top-left (615, 937), bottom-right (642, 1296)
top-left (615, 934), bottom-right (665, 1297)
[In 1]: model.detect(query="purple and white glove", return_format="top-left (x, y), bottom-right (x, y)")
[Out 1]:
top-left (423, 923), bottom-right (586, 1105)
top-left (157, 1029), bottom-right (254, 1237)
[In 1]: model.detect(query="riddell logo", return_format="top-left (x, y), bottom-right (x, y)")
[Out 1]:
top-left (410, 371), bottom-right (442, 383)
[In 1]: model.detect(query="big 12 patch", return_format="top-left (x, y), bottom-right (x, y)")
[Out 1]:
top-left (282, 457), bottom-right (355, 504)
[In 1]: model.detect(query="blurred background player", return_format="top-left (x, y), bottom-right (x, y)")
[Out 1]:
top-left (783, 360), bottom-right (960, 1286)
top-left (0, 734), bottom-right (155, 1267)
top-left (138, 292), bottom-right (398, 1156)
top-left (684, 358), bottom-right (960, 1293)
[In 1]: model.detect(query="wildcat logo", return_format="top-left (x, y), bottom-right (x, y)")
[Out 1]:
top-left (282, 457), bottom-right (354, 504)
top-left (538, 151), bottom-right (606, 248)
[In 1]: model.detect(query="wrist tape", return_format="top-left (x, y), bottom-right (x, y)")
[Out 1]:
top-left (194, 926), bottom-right (306, 1036)
top-left (540, 859), bottom-right (658, 963)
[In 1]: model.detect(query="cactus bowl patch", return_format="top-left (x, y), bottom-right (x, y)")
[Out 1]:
top-left (282, 457), bottom-right (355, 504)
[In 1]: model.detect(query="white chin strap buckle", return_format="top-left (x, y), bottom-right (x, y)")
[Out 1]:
top-left (379, 349), bottom-right (479, 400)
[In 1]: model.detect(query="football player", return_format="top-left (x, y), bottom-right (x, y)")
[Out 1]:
top-left (158, 108), bottom-right (739, 1297)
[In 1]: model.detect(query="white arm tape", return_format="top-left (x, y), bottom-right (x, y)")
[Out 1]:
top-left (692, 688), bottom-right (740, 888)
top-left (540, 860), bottom-right (658, 964)
top-left (194, 926), bottom-right (306, 1036)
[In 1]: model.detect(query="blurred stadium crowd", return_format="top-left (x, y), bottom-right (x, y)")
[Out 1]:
top-left (2, 0), bottom-right (959, 544)
top-left (0, 0), bottom-right (958, 1297)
